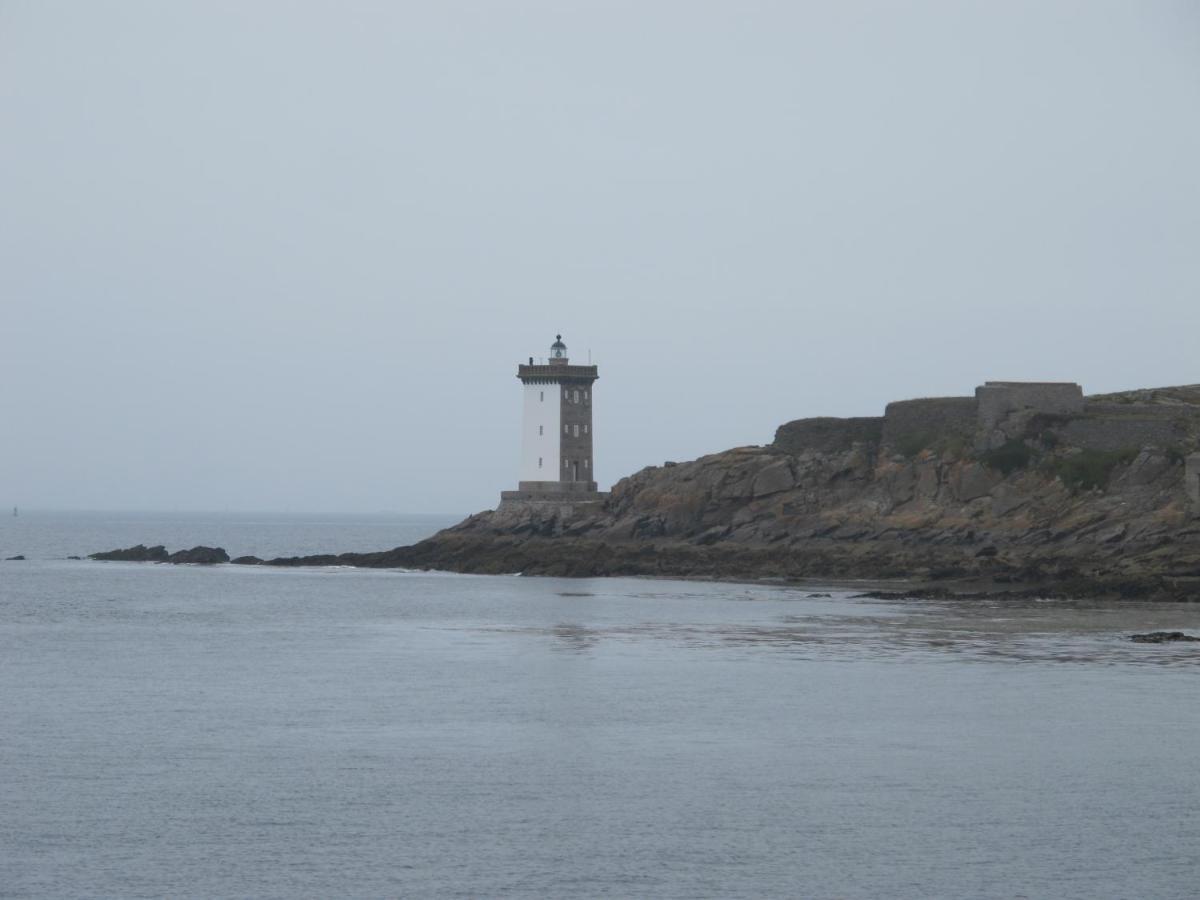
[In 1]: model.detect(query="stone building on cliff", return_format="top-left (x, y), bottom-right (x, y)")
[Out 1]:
top-left (776, 380), bottom-right (1200, 501)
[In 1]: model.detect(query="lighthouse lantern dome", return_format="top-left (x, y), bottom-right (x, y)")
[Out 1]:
top-left (550, 334), bottom-right (567, 362)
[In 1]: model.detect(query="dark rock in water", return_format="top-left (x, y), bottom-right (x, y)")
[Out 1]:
top-left (89, 544), bottom-right (228, 564)
top-left (853, 588), bottom-right (966, 601)
top-left (6, 555), bottom-right (25, 561)
top-left (90, 544), bottom-right (170, 562)
top-left (67, 555), bottom-right (82, 560)
top-left (166, 546), bottom-right (229, 565)
top-left (806, 592), bottom-right (832, 598)
top-left (265, 554), bottom-right (351, 567)
top-left (231, 555), bottom-right (264, 565)
top-left (1130, 631), bottom-right (1200, 644)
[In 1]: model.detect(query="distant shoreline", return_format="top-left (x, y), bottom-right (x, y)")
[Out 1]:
top-left (84, 541), bottom-right (1200, 603)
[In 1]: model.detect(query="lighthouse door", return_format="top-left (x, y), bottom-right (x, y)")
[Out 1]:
top-left (572, 461), bottom-right (579, 482)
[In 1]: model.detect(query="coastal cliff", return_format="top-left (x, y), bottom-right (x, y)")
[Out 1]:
top-left (94, 382), bottom-right (1200, 599)
top-left (334, 382), bottom-right (1200, 598)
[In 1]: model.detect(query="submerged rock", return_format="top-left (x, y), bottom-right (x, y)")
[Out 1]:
top-left (6, 554), bottom-right (25, 561)
top-left (1129, 631), bottom-right (1200, 644)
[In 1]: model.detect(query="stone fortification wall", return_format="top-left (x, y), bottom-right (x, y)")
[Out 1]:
top-left (1082, 402), bottom-right (1192, 419)
top-left (1059, 416), bottom-right (1184, 452)
top-left (773, 416), bottom-right (883, 455)
top-left (881, 397), bottom-right (977, 452)
top-left (1052, 403), bottom-right (1197, 453)
top-left (498, 491), bottom-right (608, 517)
top-left (976, 382), bottom-right (1083, 433)
top-left (771, 382), bottom-right (1198, 462)
top-left (514, 481), bottom-right (600, 494)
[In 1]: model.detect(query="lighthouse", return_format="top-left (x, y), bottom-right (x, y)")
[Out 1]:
top-left (505, 334), bottom-right (602, 500)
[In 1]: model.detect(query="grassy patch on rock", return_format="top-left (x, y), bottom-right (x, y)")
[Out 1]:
top-left (894, 430), bottom-right (936, 458)
top-left (980, 439), bottom-right (1035, 475)
top-left (1050, 448), bottom-right (1139, 492)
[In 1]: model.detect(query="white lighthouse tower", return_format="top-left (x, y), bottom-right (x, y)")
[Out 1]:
top-left (502, 334), bottom-right (603, 503)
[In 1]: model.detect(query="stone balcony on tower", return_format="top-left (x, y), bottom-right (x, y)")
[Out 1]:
top-left (516, 363), bottom-right (599, 384)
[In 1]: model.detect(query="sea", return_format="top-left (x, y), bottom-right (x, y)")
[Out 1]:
top-left (2, 510), bottom-right (1199, 899)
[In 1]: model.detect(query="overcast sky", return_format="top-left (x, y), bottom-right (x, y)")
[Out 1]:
top-left (2, 1), bottom-right (1198, 514)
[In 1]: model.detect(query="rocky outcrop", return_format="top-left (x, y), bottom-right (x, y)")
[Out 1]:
top-left (90, 544), bottom-right (170, 562)
top-left (90, 545), bottom-right (228, 564)
top-left (166, 546), bottom-right (229, 564)
top-left (1130, 632), bottom-right (1200, 643)
top-left (309, 384), bottom-right (1200, 598)
top-left (774, 417), bottom-right (882, 455)
top-left (384, 439), bottom-right (1199, 594)
top-left (89, 383), bottom-right (1200, 600)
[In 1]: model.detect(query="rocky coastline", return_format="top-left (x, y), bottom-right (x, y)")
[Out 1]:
top-left (89, 382), bottom-right (1200, 602)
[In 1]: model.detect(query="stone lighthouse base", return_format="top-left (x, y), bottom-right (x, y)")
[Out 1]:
top-left (499, 481), bottom-right (609, 514)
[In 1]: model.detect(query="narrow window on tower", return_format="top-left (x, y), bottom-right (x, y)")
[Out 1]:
top-left (584, 459), bottom-right (589, 469)
top-left (538, 457), bottom-right (543, 468)
top-left (584, 390), bottom-right (588, 400)
top-left (573, 424), bottom-right (580, 437)
top-left (564, 459), bottom-right (568, 469)
top-left (539, 425), bottom-right (543, 435)
top-left (574, 390), bottom-right (580, 403)
top-left (583, 425), bottom-right (588, 434)
top-left (564, 425), bottom-right (569, 434)
top-left (540, 391), bottom-right (544, 402)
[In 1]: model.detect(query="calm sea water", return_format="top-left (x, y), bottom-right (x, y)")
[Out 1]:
top-left (2, 512), bottom-right (1199, 899)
